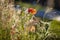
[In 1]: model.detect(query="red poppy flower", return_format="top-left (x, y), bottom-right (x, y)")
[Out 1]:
top-left (28, 8), bottom-right (37, 15)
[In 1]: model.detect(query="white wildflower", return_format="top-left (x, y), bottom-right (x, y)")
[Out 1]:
top-left (24, 8), bottom-right (28, 14)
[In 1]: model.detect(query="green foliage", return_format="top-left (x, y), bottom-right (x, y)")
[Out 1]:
top-left (0, 20), bottom-right (11, 40)
top-left (46, 20), bottom-right (60, 39)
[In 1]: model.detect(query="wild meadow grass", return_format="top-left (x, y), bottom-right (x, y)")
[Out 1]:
top-left (0, 0), bottom-right (60, 40)
top-left (0, 1), bottom-right (45, 40)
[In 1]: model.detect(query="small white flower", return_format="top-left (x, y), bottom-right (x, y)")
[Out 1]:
top-left (30, 19), bottom-right (34, 22)
top-left (17, 9), bottom-right (21, 14)
top-left (24, 8), bottom-right (28, 14)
